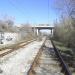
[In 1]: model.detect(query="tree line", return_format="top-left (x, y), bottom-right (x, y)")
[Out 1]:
top-left (0, 17), bottom-right (34, 40)
top-left (53, 0), bottom-right (75, 48)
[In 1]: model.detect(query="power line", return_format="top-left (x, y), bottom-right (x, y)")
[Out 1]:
top-left (48, 0), bottom-right (50, 25)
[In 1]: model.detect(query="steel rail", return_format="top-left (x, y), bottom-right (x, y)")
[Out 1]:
top-left (0, 39), bottom-right (35, 57)
top-left (51, 40), bottom-right (72, 75)
top-left (27, 37), bottom-right (47, 75)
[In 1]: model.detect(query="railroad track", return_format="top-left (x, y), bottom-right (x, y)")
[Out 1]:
top-left (27, 39), bottom-right (72, 75)
top-left (27, 37), bottom-right (47, 75)
top-left (0, 37), bottom-right (72, 75)
top-left (51, 40), bottom-right (72, 75)
top-left (0, 39), bottom-right (35, 57)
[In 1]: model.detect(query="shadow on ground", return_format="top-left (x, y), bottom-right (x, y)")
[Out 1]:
top-left (58, 48), bottom-right (75, 73)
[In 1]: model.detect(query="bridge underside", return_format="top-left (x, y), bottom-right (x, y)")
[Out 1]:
top-left (32, 26), bottom-right (54, 37)
top-left (32, 27), bottom-right (54, 30)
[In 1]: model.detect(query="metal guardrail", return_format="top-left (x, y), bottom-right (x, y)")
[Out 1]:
top-left (51, 40), bottom-right (72, 75)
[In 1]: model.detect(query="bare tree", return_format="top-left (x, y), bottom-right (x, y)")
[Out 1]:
top-left (53, 0), bottom-right (75, 47)
top-left (19, 23), bottom-right (33, 39)
top-left (54, 0), bottom-right (75, 18)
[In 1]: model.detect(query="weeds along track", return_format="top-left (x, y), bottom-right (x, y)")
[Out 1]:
top-left (0, 39), bottom-right (35, 57)
top-left (51, 40), bottom-right (72, 75)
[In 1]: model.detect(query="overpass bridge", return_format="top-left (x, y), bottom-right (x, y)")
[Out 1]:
top-left (31, 24), bottom-right (54, 36)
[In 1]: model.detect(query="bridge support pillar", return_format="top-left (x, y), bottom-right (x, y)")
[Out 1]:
top-left (36, 29), bottom-right (42, 40)
top-left (33, 27), bottom-right (36, 36)
top-left (51, 29), bottom-right (53, 37)
top-left (36, 29), bottom-right (40, 36)
top-left (36, 29), bottom-right (39, 36)
top-left (51, 29), bottom-right (52, 35)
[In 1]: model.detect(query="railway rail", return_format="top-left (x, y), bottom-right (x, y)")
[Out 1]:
top-left (0, 37), bottom-right (46, 75)
top-left (51, 40), bottom-right (72, 75)
top-left (27, 37), bottom-right (46, 75)
top-left (0, 37), bottom-right (72, 75)
top-left (27, 38), bottom-right (72, 75)
top-left (0, 39), bottom-right (35, 57)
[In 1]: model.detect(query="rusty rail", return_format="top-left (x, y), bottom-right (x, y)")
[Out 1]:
top-left (51, 40), bottom-right (72, 75)
top-left (27, 37), bottom-right (47, 75)
top-left (0, 39), bottom-right (35, 57)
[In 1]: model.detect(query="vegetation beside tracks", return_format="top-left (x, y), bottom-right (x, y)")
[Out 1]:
top-left (53, 40), bottom-right (75, 75)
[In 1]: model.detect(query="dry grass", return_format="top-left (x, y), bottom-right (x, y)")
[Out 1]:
top-left (0, 35), bottom-right (36, 58)
top-left (53, 40), bottom-right (75, 74)
top-left (0, 35), bottom-right (35, 51)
